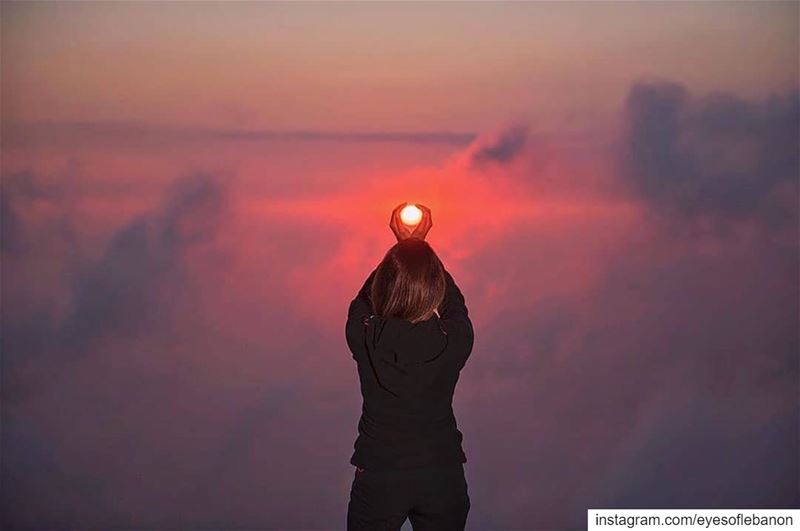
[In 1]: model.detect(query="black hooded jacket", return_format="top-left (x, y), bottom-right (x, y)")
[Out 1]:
top-left (345, 266), bottom-right (475, 470)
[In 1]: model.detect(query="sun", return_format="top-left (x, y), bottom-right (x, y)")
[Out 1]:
top-left (400, 204), bottom-right (423, 226)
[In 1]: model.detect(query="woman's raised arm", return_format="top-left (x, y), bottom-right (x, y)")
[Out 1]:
top-left (439, 268), bottom-right (475, 369)
top-left (348, 266), bottom-right (378, 323)
top-left (345, 266), bottom-right (378, 360)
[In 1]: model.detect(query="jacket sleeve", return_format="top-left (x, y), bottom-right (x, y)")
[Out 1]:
top-left (345, 266), bottom-right (378, 359)
top-left (439, 269), bottom-right (475, 369)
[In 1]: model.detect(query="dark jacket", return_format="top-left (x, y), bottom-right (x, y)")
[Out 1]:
top-left (345, 266), bottom-right (475, 470)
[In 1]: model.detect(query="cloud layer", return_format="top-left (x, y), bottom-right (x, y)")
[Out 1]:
top-left (2, 79), bottom-right (798, 529)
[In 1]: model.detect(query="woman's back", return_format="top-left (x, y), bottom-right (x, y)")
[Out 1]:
top-left (346, 266), bottom-right (475, 470)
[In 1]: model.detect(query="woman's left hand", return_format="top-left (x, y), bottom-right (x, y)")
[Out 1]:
top-left (389, 202), bottom-right (414, 242)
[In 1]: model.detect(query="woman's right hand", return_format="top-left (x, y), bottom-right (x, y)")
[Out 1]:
top-left (409, 204), bottom-right (432, 241)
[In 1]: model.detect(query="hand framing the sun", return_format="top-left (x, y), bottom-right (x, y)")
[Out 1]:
top-left (389, 202), bottom-right (432, 242)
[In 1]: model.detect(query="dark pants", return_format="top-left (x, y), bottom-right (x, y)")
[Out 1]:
top-left (347, 462), bottom-right (470, 531)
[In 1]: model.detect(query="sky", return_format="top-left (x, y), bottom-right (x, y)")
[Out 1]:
top-left (1, 1), bottom-right (798, 529)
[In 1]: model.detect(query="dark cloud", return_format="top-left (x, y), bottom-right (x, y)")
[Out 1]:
top-left (3, 120), bottom-right (477, 147)
top-left (470, 123), bottom-right (530, 167)
top-left (0, 185), bottom-right (23, 254)
top-left (0, 169), bottom-right (76, 256)
top-left (1, 167), bottom-right (356, 528)
top-left (580, 229), bottom-right (798, 508)
top-left (456, 216), bottom-right (798, 528)
top-left (2, 171), bottom-right (230, 405)
top-left (619, 80), bottom-right (799, 234)
top-left (65, 172), bottom-right (227, 342)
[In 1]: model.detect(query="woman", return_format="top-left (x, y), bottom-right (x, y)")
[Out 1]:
top-left (344, 202), bottom-right (475, 531)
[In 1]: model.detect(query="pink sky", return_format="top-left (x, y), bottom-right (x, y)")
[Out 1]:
top-left (2, 2), bottom-right (798, 528)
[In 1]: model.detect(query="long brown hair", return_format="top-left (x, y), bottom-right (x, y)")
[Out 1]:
top-left (370, 238), bottom-right (446, 324)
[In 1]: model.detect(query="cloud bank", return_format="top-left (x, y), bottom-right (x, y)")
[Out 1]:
top-left (2, 79), bottom-right (797, 529)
